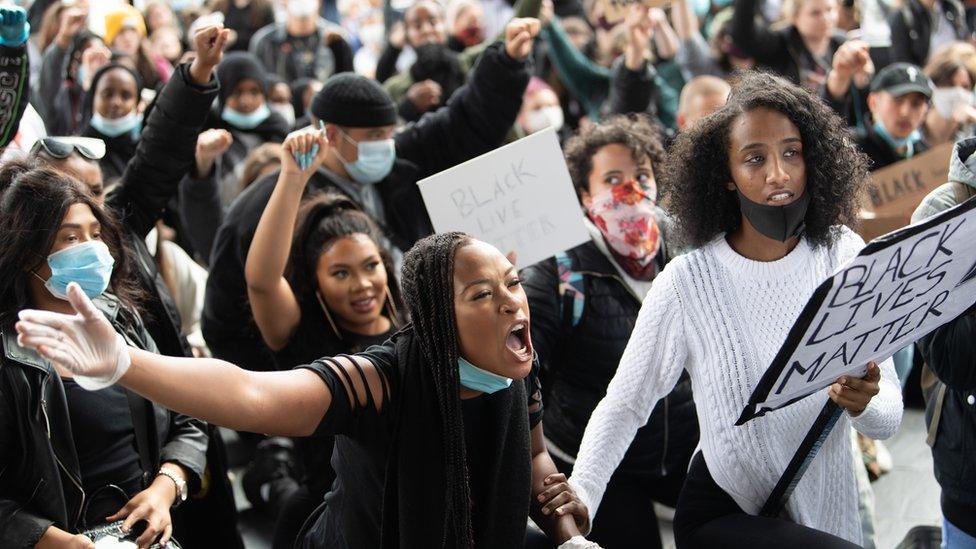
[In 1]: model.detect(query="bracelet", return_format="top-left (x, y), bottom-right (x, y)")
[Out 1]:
top-left (156, 467), bottom-right (187, 508)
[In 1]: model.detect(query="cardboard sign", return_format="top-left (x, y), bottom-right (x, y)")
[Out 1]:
top-left (417, 128), bottom-right (590, 268)
top-left (864, 143), bottom-right (953, 217)
top-left (856, 143), bottom-right (953, 243)
top-left (737, 197), bottom-right (976, 424)
top-left (602, 0), bottom-right (669, 24)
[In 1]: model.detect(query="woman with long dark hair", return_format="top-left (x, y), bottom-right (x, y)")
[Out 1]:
top-left (567, 71), bottom-right (903, 548)
top-left (15, 135), bottom-right (594, 549)
top-left (0, 162), bottom-right (208, 549)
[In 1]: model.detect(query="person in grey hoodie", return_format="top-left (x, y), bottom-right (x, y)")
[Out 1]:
top-left (911, 136), bottom-right (976, 548)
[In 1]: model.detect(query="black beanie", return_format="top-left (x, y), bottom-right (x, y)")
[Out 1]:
top-left (311, 73), bottom-right (397, 127)
top-left (216, 52), bottom-right (268, 109)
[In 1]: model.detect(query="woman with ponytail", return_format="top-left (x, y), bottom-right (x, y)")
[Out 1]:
top-left (245, 130), bottom-right (403, 548)
top-left (16, 129), bottom-right (595, 549)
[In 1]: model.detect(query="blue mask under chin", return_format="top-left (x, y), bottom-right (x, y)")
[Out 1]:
top-left (222, 103), bottom-right (271, 130)
top-left (457, 356), bottom-right (513, 394)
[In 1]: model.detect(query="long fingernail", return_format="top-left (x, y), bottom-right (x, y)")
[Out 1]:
top-left (311, 144), bottom-right (319, 157)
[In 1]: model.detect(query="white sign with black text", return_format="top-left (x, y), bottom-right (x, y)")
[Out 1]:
top-left (417, 128), bottom-right (589, 267)
top-left (738, 197), bottom-right (976, 424)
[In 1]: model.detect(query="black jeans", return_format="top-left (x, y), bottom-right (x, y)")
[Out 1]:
top-left (673, 453), bottom-right (861, 549)
top-left (552, 455), bottom-right (685, 549)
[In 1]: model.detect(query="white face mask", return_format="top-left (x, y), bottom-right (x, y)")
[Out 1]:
top-left (524, 105), bottom-right (564, 134)
top-left (271, 102), bottom-right (296, 127)
top-left (288, 0), bottom-right (319, 18)
top-left (932, 86), bottom-right (974, 119)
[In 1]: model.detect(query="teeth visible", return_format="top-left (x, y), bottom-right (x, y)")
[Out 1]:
top-left (510, 323), bottom-right (525, 333)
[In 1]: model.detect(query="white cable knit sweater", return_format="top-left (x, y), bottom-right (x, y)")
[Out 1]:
top-left (568, 228), bottom-right (903, 544)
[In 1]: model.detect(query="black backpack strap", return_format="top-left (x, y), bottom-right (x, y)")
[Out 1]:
top-left (125, 389), bottom-right (156, 487)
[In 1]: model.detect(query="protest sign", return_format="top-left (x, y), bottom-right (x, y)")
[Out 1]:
top-left (601, 0), bottom-right (669, 23)
top-left (418, 128), bottom-right (589, 268)
top-left (737, 196), bottom-right (976, 425)
top-left (864, 143), bottom-right (953, 217)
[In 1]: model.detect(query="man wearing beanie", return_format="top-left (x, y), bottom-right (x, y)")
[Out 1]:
top-left (203, 18), bottom-right (540, 374)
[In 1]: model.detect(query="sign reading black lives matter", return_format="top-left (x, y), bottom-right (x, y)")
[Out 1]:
top-left (417, 128), bottom-right (589, 267)
top-left (738, 197), bottom-right (976, 425)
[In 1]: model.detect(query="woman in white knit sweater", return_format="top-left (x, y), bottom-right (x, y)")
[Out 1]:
top-left (567, 71), bottom-right (903, 547)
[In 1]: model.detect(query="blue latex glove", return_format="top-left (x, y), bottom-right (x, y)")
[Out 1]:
top-left (0, 6), bottom-right (29, 48)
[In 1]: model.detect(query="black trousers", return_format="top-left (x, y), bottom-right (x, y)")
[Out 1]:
top-left (673, 453), bottom-right (861, 549)
top-left (552, 455), bottom-right (686, 549)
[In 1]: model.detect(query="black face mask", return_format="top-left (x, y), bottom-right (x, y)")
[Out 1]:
top-left (735, 188), bottom-right (811, 242)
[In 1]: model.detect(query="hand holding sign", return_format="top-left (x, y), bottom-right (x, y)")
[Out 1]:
top-left (828, 362), bottom-right (880, 416)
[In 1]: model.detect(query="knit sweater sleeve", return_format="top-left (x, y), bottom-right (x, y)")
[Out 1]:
top-left (832, 226), bottom-right (903, 440)
top-left (568, 263), bottom-right (688, 517)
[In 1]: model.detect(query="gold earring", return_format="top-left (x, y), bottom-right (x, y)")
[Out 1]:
top-left (384, 285), bottom-right (401, 329)
top-left (316, 291), bottom-right (343, 341)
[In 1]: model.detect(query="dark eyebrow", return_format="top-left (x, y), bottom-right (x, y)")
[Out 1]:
top-left (59, 223), bottom-right (83, 230)
top-left (739, 136), bottom-right (802, 152)
top-left (462, 267), bottom-right (517, 292)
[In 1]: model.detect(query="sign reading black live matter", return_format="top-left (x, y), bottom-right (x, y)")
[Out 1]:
top-left (739, 196), bottom-right (976, 425)
top-left (418, 128), bottom-right (589, 268)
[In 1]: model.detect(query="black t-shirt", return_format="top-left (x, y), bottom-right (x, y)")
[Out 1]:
top-left (299, 340), bottom-right (543, 548)
top-left (62, 379), bottom-right (144, 497)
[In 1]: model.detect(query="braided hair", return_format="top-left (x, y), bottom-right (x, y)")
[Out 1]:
top-left (399, 231), bottom-right (474, 547)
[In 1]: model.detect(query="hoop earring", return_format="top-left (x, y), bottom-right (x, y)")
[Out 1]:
top-left (384, 285), bottom-right (401, 329)
top-left (316, 291), bottom-right (343, 341)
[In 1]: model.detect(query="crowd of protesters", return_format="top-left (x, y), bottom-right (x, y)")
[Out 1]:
top-left (0, 0), bottom-right (974, 548)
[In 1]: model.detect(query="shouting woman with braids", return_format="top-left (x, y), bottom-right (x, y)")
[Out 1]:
top-left (14, 132), bottom-right (594, 549)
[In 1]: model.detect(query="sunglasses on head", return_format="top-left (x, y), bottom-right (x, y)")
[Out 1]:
top-left (29, 137), bottom-right (106, 161)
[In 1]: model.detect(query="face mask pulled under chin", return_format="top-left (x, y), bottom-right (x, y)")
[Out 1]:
top-left (735, 188), bottom-right (811, 242)
top-left (458, 356), bottom-right (513, 393)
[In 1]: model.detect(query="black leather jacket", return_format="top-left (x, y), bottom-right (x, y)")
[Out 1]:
top-left (0, 295), bottom-right (208, 548)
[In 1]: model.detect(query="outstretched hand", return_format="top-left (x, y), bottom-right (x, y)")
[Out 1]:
top-left (16, 282), bottom-right (129, 390)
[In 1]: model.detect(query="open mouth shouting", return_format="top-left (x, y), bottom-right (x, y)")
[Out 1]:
top-left (505, 319), bottom-right (533, 363)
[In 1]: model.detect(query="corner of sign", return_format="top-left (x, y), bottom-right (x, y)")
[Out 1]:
top-left (735, 406), bottom-right (757, 426)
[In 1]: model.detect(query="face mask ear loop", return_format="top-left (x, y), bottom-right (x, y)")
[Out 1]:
top-left (384, 284), bottom-right (401, 329)
top-left (316, 290), bottom-right (344, 341)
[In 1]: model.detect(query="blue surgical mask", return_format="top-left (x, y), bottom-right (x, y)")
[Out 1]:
top-left (40, 240), bottom-right (115, 300)
top-left (222, 103), bottom-right (271, 130)
top-left (458, 356), bottom-right (513, 394)
top-left (872, 120), bottom-right (922, 158)
top-left (335, 128), bottom-right (396, 184)
top-left (90, 111), bottom-right (142, 139)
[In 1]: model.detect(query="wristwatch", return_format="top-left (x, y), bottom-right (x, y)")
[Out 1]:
top-left (157, 466), bottom-right (188, 508)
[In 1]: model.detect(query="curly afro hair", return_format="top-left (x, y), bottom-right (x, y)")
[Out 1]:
top-left (563, 113), bottom-right (666, 200)
top-left (661, 71), bottom-right (869, 249)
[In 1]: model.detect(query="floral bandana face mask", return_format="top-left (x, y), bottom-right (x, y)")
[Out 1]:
top-left (586, 179), bottom-right (661, 274)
